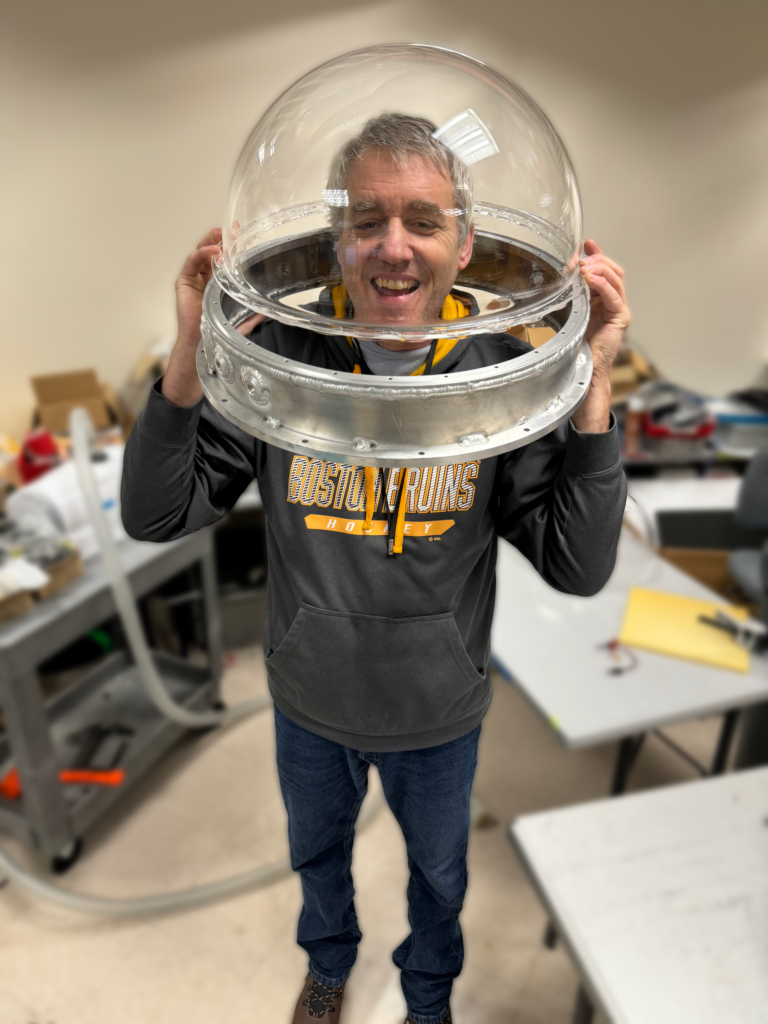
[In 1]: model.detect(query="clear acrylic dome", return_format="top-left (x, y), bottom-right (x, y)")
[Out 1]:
top-left (216, 44), bottom-right (583, 342)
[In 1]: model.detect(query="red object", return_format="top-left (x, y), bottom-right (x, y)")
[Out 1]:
top-left (17, 429), bottom-right (61, 483)
top-left (641, 411), bottom-right (715, 441)
top-left (0, 767), bottom-right (124, 801)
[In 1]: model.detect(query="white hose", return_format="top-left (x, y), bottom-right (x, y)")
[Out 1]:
top-left (0, 791), bottom-right (385, 917)
top-left (69, 407), bottom-right (271, 728)
top-left (0, 407), bottom-right (389, 917)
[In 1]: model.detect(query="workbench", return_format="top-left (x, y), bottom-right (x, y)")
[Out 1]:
top-left (0, 529), bottom-right (221, 870)
top-left (510, 767), bottom-right (768, 1024)
top-left (491, 529), bottom-right (768, 794)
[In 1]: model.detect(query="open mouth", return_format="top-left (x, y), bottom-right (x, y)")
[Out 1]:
top-left (371, 277), bottom-right (420, 297)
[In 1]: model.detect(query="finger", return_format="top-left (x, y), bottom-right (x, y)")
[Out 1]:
top-left (582, 270), bottom-right (628, 319)
top-left (196, 227), bottom-right (222, 250)
top-left (582, 238), bottom-right (603, 257)
top-left (582, 263), bottom-right (625, 302)
top-left (179, 244), bottom-right (220, 280)
top-left (581, 252), bottom-right (624, 282)
top-left (582, 255), bottom-right (625, 290)
top-left (235, 313), bottom-right (267, 336)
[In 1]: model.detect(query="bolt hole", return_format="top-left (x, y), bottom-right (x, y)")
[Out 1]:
top-left (524, 427), bottom-right (530, 432)
top-left (388, 377), bottom-right (393, 380)
top-left (578, 381), bottom-right (585, 385)
top-left (418, 451), bottom-right (425, 455)
top-left (284, 359), bottom-right (289, 363)
top-left (221, 398), bottom-right (228, 402)
top-left (333, 372), bottom-right (338, 375)
top-left (301, 439), bottom-right (309, 444)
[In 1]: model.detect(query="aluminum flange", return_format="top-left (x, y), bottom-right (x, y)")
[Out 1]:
top-left (197, 231), bottom-right (592, 469)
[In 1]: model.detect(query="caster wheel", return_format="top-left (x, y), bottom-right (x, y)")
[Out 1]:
top-left (50, 837), bottom-right (83, 875)
top-left (197, 699), bottom-right (227, 734)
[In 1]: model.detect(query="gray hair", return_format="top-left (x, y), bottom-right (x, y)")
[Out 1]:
top-left (326, 112), bottom-right (475, 247)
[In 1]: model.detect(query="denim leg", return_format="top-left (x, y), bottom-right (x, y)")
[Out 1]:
top-left (274, 706), bottom-right (369, 987)
top-left (377, 726), bottom-right (480, 1024)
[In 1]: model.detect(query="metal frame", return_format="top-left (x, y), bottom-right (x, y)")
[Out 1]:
top-left (0, 531), bottom-right (221, 864)
top-left (198, 230), bottom-right (592, 469)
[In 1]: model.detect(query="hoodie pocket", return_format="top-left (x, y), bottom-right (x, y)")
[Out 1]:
top-left (266, 603), bottom-right (488, 738)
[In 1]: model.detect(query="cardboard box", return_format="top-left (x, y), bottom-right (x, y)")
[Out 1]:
top-left (507, 324), bottom-right (556, 348)
top-left (610, 345), bottom-right (658, 403)
top-left (31, 370), bottom-right (111, 433)
top-left (659, 547), bottom-right (752, 607)
top-left (34, 549), bottom-right (83, 600)
top-left (0, 590), bottom-right (34, 626)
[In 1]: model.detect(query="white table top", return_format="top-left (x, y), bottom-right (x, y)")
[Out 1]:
top-left (510, 767), bottom-right (768, 1024)
top-left (491, 530), bottom-right (768, 748)
top-left (627, 476), bottom-right (741, 515)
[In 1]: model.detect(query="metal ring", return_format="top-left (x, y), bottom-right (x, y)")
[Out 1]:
top-left (197, 233), bottom-right (592, 468)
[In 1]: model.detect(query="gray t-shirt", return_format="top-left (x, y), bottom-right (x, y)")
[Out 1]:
top-left (356, 337), bottom-right (431, 376)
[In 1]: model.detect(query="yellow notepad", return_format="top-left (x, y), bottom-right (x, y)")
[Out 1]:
top-left (619, 587), bottom-right (750, 673)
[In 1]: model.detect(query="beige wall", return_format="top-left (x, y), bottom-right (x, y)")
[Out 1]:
top-left (2, 0), bottom-right (767, 438)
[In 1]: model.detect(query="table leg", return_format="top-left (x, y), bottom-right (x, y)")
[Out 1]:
top-left (610, 734), bottom-right (646, 796)
top-left (200, 541), bottom-right (223, 699)
top-left (0, 669), bottom-right (74, 860)
top-left (542, 920), bottom-right (558, 949)
top-left (572, 985), bottom-right (594, 1024)
top-left (711, 709), bottom-right (739, 775)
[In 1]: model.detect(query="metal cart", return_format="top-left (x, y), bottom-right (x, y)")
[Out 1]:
top-left (0, 530), bottom-right (222, 871)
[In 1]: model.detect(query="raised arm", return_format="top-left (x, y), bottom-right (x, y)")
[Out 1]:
top-left (494, 419), bottom-right (626, 596)
top-left (121, 229), bottom-right (257, 541)
top-left (495, 241), bottom-right (629, 595)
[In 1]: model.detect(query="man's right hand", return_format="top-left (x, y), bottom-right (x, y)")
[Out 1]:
top-left (162, 228), bottom-right (222, 408)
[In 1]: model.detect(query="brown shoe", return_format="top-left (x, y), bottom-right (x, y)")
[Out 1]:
top-left (292, 972), bottom-right (345, 1022)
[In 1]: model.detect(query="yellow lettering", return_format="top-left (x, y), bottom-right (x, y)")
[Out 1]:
top-left (315, 462), bottom-right (339, 508)
top-left (287, 456), bottom-right (309, 503)
top-left (438, 463), bottom-right (462, 512)
top-left (333, 464), bottom-right (355, 509)
top-left (457, 462), bottom-right (479, 510)
top-left (304, 515), bottom-right (454, 537)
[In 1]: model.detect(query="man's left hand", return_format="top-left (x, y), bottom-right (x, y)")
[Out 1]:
top-left (570, 239), bottom-right (630, 433)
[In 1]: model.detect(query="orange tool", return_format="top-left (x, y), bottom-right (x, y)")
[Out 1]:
top-left (0, 768), bottom-right (125, 800)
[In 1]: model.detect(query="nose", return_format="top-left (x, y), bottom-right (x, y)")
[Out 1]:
top-left (375, 219), bottom-right (413, 265)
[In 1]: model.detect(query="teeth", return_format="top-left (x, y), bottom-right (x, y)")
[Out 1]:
top-left (374, 278), bottom-right (417, 291)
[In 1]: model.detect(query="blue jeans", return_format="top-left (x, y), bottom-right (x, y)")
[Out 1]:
top-left (274, 706), bottom-right (480, 1024)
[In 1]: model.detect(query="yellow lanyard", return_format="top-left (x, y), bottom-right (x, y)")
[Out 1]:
top-left (331, 283), bottom-right (468, 551)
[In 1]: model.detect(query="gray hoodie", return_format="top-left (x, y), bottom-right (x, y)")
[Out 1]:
top-left (121, 319), bottom-right (626, 751)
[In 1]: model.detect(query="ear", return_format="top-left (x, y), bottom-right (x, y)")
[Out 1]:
top-left (457, 222), bottom-right (475, 271)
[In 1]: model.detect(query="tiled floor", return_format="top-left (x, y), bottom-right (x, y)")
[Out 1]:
top-left (0, 646), bottom-right (721, 1023)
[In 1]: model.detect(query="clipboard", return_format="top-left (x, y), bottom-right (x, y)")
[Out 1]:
top-left (619, 587), bottom-right (750, 673)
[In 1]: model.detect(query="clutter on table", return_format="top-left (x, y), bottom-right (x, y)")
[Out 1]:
top-left (619, 586), bottom-right (752, 672)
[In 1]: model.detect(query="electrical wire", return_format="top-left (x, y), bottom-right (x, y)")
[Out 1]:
top-left (69, 407), bottom-right (270, 728)
top-left (0, 789), bottom-right (385, 917)
top-left (0, 407), bottom-right (384, 916)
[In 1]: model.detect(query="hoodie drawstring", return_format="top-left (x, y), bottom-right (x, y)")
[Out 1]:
top-left (391, 468), bottom-right (409, 555)
top-left (331, 283), bottom-right (468, 555)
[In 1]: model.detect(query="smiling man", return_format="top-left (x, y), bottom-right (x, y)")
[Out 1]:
top-left (122, 112), bottom-right (629, 1024)
top-left (333, 118), bottom-right (474, 330)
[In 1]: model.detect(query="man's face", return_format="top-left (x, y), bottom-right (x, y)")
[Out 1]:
top-left (337, 150), bottom-right (474, 346)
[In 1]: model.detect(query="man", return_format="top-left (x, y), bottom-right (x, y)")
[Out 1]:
top-left (122, 113), bottom-right (629, 1024)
